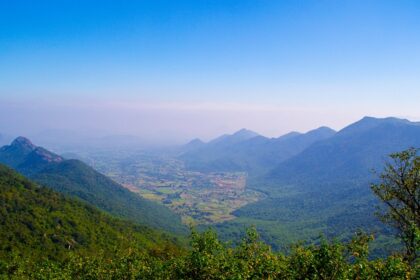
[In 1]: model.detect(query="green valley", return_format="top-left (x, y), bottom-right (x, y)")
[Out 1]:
top-left (86, 152), bottom-right (264, 224)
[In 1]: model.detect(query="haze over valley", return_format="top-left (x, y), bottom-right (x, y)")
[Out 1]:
top-left (1, 1), bottom-right (419, 278)
top-left (2, 116), bottom-right (419, 254)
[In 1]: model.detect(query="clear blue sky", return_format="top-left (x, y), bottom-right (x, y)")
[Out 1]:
top-left (0, 0), bottom-right (419, 142)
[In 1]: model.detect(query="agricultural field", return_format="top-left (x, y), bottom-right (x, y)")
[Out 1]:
top-left (84, 151), bottom-right (264, 224)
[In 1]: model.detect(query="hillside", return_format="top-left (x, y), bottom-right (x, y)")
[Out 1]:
top-left (212, 117), bottom-right (420, 254)
top-left (0, 137), bottom-right (187, 235)
top-left (265, 117), bottom-right (420, 188)
top-left (32, 160), bottom-right (187, 234)
top-left (0, 164), bottom-right (180, 262)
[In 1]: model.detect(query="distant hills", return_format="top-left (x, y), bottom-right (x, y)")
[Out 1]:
top-left (265, 116), bottom-right (420, 188)
top-left (180, 126), bottom-right (336, 175)
top-left (181, 116), bottom-right (419, 184)
top-left (209, 128), bottom-right (261, 145)
top-left (0, 137), bottom-right (187, 234)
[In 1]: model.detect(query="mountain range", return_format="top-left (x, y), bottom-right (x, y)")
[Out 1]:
top-left (263, 116), bottom-right (420, 189)
top-left (1, 116), bottom-right (419, 256)
top-left (180, 126), bottom-right (336, 175)
top-left (208, 116), bottom-right (420, 254)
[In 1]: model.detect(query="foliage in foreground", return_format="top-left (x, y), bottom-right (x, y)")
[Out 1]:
top-left (1, 228), bottom-right (415, 279)
top-left (371, 148), bottom-right (420, 264)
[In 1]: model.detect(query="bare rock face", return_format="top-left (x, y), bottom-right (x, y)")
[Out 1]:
top-left (32, 147), bottom-right (63, 163)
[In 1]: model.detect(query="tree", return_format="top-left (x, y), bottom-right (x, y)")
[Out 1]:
top-left (371, 148), bottom-right (419, 264)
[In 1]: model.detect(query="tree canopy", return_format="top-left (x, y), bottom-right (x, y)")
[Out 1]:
top-left (371, 148), bottom-right (419, 264)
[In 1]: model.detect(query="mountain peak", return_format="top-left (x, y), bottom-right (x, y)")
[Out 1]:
top-left (339, 116), bottom-right (414, 135)
top-left (306, 126), bottom-right (336, 136)
top-left (360, 116), bottom-right (409, 123)
top-left (187, 138), bottom-right (204, 146)
top-left (11, 137), bottom-right (36, 151)
top-left (276, 131), bottom-right (301, 141)
top-left (208, 129), bottom-right (259, 145)
top-left (183, 138), bottom-right (205, 150)
top-left (232, 128), bottom-right (259, 139)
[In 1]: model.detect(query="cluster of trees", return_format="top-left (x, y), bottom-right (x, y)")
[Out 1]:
top-left (0, 149), bottom-right (418, 279)
top-left (371, 148), bottom-right (419, 265)
top-left (1, 228), bottom-right (414, 279)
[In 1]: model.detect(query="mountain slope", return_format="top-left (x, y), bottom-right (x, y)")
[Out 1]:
top-left (32, 160), bottom-right (186, 234)
top-left (217, 117), bottom-right (419, 253)
top-left (0, 137), bottom-right (187, 235)
top-left (181, 138), bottom-right (206, 153)
top-left (266, 117), bottom-right (420, 188)
top-left (209, 128), bottom-right (260, 145)
top-left (0, 164), bottom-right (180, 262)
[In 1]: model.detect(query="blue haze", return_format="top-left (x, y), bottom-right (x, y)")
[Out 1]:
top-left (0, 0), bottom-right (419, 143)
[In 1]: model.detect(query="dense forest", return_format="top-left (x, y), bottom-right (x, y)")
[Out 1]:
top-left (2, 228), bottom-right (414, 279)
top-left (0, 165), bottom-right (182, 261)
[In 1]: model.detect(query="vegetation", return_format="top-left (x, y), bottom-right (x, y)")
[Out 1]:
top-left (1, 128), bottom-right (419, 278)
top-left (371, 148), bottom-right (419, 264)
top-left (213, 117), bottom-right (420, 255)
top-left (80, 117), bottom-right (420, 254)
top-left (92, 152), bottom-right (263, 224)
top-left (0, 137), bottom-right (187, 234)
top-left (0, 164), bottom-right (182, 265)
top-left (32, 160), bottom-right (187, 234)
top-left (1, 148), bottom-right (419, 279)
top-left (2, 228), bottom-right (414, 279)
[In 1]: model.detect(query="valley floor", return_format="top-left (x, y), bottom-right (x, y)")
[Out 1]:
top-left (88, 151), bottom-right (265, 224)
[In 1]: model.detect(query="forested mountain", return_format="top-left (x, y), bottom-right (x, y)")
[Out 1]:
top-left (181, 126), bottom-right (335, 175)
top-left (213, 117), bottom-right (420, 253)
top-left (0, 137), bottom-right (187, 234)
top-left (265, 116), bottom-right (420, 188)
top-left (0, 164), bottom-right (180, 262)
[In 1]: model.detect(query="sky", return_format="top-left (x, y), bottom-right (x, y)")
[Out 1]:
top-left (0, 0), bottom-right (419, 144)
